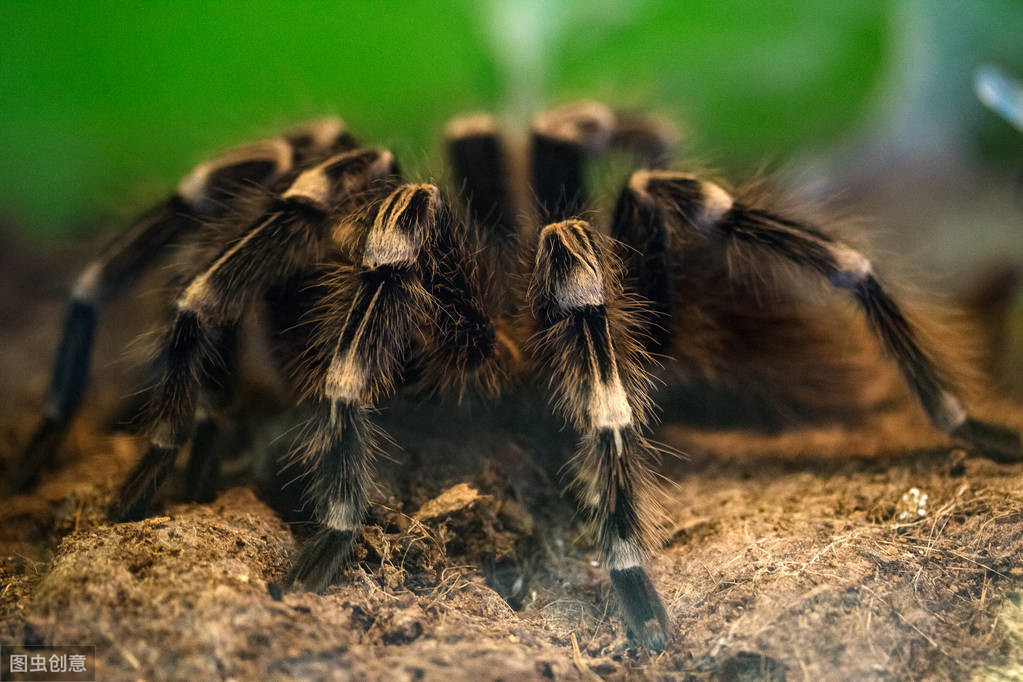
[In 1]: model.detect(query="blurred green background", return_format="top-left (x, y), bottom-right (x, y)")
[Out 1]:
top-left (2, 0), bottom-right (1022, 239)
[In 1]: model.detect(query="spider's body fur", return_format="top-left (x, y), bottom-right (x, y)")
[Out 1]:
top-left (13, 102), bottom-right (1022, 651)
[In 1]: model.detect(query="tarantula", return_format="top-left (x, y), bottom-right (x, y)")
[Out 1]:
top-left (12, 102), bottom-right (1022, 650)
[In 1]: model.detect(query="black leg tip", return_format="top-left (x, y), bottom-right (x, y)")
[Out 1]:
top-left (183, 419), bottom-right (223, 503)
top-left (286, 528), bottom-right (356, 594)
top-left (610, 566), bottom-right (670, 652)
top-left (8, 417), bottom-right (68, 494)
top-left (106, 493), bottom-right (155, 523)
top-left (953, 417), bottom-right (1023, 463)
top-left (106, 444), bottom-right (179, 523)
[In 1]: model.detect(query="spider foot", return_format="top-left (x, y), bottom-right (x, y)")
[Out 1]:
top-left (182, 418), bottom-right (224, 503)
top-left (286, 528), bottom-right (356, 593)
top-left (952, 417), bottom-right (1023, 463)
top-left (8, 416), bottom-right (67, 493)
top-left (610, 566), bottom-right (669, 652)
top-left (107, 444), bottom-right (177, 522)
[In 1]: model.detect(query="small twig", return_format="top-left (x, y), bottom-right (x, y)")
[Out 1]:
top-left (570, 633), bottom-right (602, 682)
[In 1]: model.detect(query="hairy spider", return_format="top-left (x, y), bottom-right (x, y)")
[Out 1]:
top-left (12, 102), bottom-right (1022, 651)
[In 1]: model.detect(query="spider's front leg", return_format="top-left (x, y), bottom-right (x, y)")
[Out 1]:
top-left (106, 147), bottom-right (398, 522)
top-left (528, 220), bottom-right (668, 650)
top-left (286, 184), bottom-right (439, 591)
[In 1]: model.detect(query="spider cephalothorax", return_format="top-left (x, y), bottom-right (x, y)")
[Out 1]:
top-left (13, 102), bottom-right (1021, 650)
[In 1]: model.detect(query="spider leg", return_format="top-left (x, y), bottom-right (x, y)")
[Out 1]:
top-left (528, 220), bottom-right (668, 650)
top-left (531, 101), bottom-right (615, 221)
top-left (444, 114), bottom-right (527, 351)
top-left (107, 148), bottom-right (398, 522)
top-left (282, 116), bottom-right (359, 167)
top-left (183, 416), bottom-right (224, 503)
top-left (624, 170), bottom-right (1022, 459)
top-left (445, 114), bottom-right (517, 260)
top-left (417, 193), bottom-right (506, 396)
top-left (611, 179), bottom-right (675, 352)
top-left (610, 110), bottom-right (679, 169)
top-left (287, 183), bottom-right (438, 591)
top-left (10, 137), bottom-right (301, 494)
top-left (530, 101), bottom-right (679, 222)
top-left (104, 119), bottom-right (361, 436)
top-left (181, 323), bottom-right (240, 503)
top-left (107, 318), bottom-right (239, 521)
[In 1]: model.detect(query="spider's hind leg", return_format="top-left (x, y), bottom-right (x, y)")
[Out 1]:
top-left (528, 220), bottom-right (668, 650)
top-left (445, 113), bottom-right (518, 263)
top-left (11, 138), bottom-right (300, 494)
top-left (623, 170), bottom-right (1022, 459)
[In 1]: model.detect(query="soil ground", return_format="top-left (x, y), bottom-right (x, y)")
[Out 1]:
top-left (2, 230), bottom-right (1023, 682)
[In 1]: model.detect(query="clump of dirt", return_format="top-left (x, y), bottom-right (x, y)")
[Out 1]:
top-left (357, 482), bottom-right (519, 591)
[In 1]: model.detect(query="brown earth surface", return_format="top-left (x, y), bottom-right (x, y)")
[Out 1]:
top-left (2, 231), bottom-right (1023, 682)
